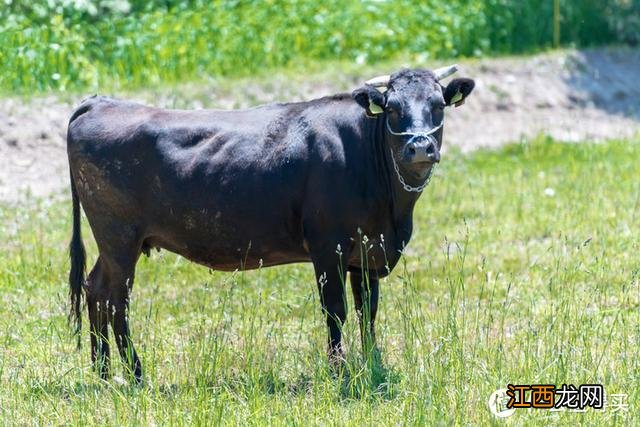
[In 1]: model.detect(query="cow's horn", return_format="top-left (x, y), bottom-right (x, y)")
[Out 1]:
top-left (433, 64), bottom-right (459, 80)
top-left (365, 75), bottom-right (390, 87)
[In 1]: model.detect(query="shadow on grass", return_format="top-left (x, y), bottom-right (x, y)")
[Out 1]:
top-left (335, 349), bottom-right (401, 401)
top-left (181, 350), bottom-right (401, 402)
top-left (27, 378), bottom-right (143, 401)
top-left (27, 351), bottom-right (401, 403)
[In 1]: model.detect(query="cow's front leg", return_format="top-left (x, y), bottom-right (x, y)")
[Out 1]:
top-left (350, 270), bottom-right (379, 354)
top-left (311, 244), bottom-right (350, 364)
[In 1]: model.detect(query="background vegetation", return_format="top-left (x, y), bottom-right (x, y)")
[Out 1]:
top-left (0, 137), bottom-right (638, 423)
top-left (1, 0), bottom-right (638, 93)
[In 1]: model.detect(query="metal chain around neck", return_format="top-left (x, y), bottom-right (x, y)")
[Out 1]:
top-left (389, 147), bottom-right (436, 193)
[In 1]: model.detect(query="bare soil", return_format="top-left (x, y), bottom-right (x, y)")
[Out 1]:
top-left (1, 48), bottom-right (639, 203)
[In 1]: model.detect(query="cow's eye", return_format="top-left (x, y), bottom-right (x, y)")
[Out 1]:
top-left (386, 101), bottom-right (401, 114)
top-left (387, 106), bottom-right (402, 117)
top-left (432, 102), bottom-right (445, 111)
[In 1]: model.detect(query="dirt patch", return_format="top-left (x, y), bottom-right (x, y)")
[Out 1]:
top-left (1, 48), bottom-right (639, 203)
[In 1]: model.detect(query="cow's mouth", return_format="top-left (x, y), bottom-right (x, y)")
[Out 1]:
top-left (389, 147), bottom-right (437, 193)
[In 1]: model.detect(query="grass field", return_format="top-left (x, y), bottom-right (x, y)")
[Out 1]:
top-left (1, 1), bottom-right (634, 93)
top-left (0, 136), bottom-right (639, 424)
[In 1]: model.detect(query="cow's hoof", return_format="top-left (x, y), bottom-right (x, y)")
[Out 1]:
top-left (95, 363), bottom-right (110, 381)
top-left (367, 346), bottom-right (382, 363)
top-left (328, 345), bottom-right (346, 372)
top-left (132, 374), bottom-right (145, 387)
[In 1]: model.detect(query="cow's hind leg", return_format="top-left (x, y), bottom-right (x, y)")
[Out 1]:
top-left (108, 261), bottom-right (142, 383)
top-left (86, 257), bottom-right (111, 379)
top-left (86, 231), bottom-right (143, 383)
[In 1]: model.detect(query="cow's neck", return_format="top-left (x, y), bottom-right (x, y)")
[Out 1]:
top-left (367, 115), bottom-right (423, 224)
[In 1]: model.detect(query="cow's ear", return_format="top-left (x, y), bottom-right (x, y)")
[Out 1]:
top-left (352, 85), bottom-right (385, 118)
top-left (443, 78), bottom-right (475, 107)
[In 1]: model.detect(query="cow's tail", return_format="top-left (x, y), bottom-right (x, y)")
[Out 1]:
top-left (68, 167), bottom-right (86, 349)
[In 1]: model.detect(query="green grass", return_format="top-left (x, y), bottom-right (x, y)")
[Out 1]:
top-left (2, 0), bottom-right (635, 94)
top-left (1, 136), bottom-right (639, 424)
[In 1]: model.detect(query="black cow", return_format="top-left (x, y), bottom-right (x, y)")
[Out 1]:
top-left (67, 66), bottom-right (474, 382)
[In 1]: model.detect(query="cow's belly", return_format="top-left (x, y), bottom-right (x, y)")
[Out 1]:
top-left (145, 233), bottom-right (310, 271)
top-left (141, 185), bottom-right (309, 271)
top-left (143, 222), bottom-right (310, 271)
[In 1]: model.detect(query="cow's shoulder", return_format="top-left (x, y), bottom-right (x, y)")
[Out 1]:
top-left (295, 97), bottom-right (364, 155)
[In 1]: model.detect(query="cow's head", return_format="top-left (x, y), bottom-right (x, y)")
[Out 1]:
top-left (352, 66), bottom-right (474, 181)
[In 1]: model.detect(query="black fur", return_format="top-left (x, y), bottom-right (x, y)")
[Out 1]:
top-left (68, 167), bottom-right (86, 349)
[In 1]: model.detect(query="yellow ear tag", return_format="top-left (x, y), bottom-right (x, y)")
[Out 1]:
top-left (451, 90), bottom-right (464, 107)
top-left (369, 101), bottom-right (383, 114)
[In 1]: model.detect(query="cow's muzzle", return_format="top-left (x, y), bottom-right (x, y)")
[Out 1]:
top-left (403, 136), bottom-right (440, 164)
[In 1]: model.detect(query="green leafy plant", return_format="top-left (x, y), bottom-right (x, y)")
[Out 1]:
top-left (0, 1), bottom-right (634, 93)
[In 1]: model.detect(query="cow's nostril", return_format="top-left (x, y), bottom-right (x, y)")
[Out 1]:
top-left (407, 146), bottom-right (416, 156)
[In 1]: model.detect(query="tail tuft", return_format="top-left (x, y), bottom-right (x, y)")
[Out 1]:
top-left (68, 168), bottom-right (86, 349)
